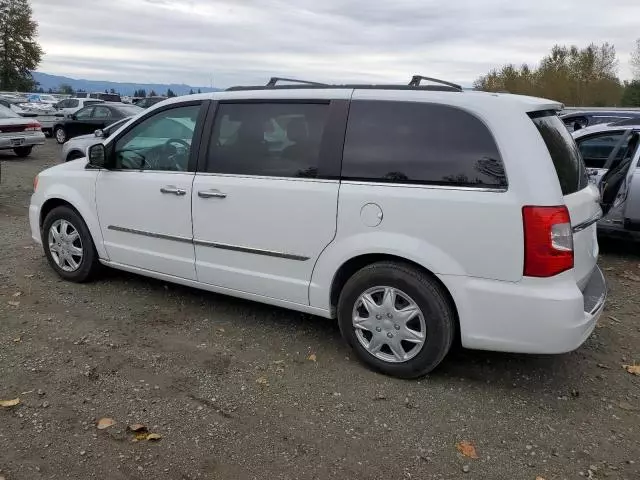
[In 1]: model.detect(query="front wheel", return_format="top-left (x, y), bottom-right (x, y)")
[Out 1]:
top-left (14, 146), bottom-right (33, 158)
top-left (54, 126), bottom-right (67, 144)
top-left (337, 262), bottom-right (455, 378)
top-left (42, 206), bottom-right (100, 282)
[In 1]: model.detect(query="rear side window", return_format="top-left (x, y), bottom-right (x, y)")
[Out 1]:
top-left (341, 101), bottom-right (507, 188)
top-left (529, 112), bottom-right (588, 195)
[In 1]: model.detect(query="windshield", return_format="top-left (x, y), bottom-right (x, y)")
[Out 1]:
top-left (114, 105), bottom-right (144, 117)
top-left (0, 104), bottom-right (19, 119)
top-left (529, 111), bottom-right (589, 195)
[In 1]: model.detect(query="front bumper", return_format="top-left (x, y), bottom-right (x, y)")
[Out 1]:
top-left (29, 203), bottom-right (42, 245)
top-left (0, 132), bottom-right (46, 150)
top-left (441, 266), bottom-right (606, 354)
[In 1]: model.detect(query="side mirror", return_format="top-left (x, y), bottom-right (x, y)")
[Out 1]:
top-left (70, 114), bottom-right (77, 120)
top-left (94, 129), bottom-right (104, 138)
top-left (87, 144), bottom-right (108, 169)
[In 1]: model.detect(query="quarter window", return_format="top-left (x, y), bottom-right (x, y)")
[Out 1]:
top-left (75, 107), bottom-right (94, 120)
top-left (341, 101), bottom-right (506, 188)
top-left (93, 106), bottom-right (112, 119)
top-left (207, 102), bottom-right (329, 178)
top-left (113, 104), bottom-right (201, 171)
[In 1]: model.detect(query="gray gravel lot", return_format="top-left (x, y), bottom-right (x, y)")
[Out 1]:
top-left (0, 140), bottom-right (639, 480)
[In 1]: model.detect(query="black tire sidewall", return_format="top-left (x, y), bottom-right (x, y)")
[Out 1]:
top-left (13, 146), bottom-right (33, 157)
top-left (338, 263), bottom-right (454, 378)
top-left (42, 206), bottom-right (98, 282)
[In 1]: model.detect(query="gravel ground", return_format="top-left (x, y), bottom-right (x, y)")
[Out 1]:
top-left (0, 140), bottom-right (639, 480)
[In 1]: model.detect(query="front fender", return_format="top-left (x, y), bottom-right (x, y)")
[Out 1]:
top-left (309, 231), bottom-right (466, 312)
top-left (39, 181), bottom-right (108, 260)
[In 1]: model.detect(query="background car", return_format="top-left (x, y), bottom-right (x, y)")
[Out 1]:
top-left (52, 103), bottom-right (143, 144)
top-left (133, 96), bottom-right (167, 108)
top-left (26, 93), bottom-right (59, 105)
top-left (61, 116), bottom-right (131, 162)
top-left (55, 98), bottom-right (104, 117)
top-left (0, 104), bottom-right (45, 159)
top-left (573, 122), bottom-right (640, 239)
top-left (89, 92), bottom-right (122, 102)
top-left (561, 109), bottom-right (640, 132)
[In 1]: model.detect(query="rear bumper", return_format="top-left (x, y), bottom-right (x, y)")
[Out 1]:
top-left (0, 132), bottom-right (46, 150)
top-left (441, 266), bottom-right (606, 354)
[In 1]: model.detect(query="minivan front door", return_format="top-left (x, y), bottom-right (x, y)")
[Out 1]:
top-left (192, 100), bottom-right (346, 305)
top-left (95, 102), bottom-right (205, 280)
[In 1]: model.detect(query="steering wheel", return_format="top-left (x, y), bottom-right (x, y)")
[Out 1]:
top-left (163, 138), bottom-right (190, 171)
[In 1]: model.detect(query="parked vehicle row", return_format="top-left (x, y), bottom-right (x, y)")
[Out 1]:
top-left (30, 76), bottom-right (623, 378)
top-left (560, 109), bottom-right (640, 132)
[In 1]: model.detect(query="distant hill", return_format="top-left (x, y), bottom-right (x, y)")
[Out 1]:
top-left (32, 72), bottom-right (220, 96)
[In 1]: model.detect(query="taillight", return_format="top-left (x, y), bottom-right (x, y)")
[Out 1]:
top-left (25, 122), bottom-right (41, 131)
top-left (522, 206), bottom-right (573, 277)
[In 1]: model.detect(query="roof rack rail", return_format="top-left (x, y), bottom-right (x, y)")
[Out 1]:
top-left (409, 75), bottom-right (462, 92)
top-left (266, 77), bottom-right (328, 87)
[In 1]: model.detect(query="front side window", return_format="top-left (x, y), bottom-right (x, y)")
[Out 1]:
top-left (113, 104), bottom-right (201, 171)
top-left (207, 102), bottom-right (329, 178)
top-left (341, 101), bottom-right (506, 188)
top-left (576, 132), bottom-right (625, 169)
top-left (68, 99), bottom-right (79, 108)
top-left (75, 107), bottom-right (94, 120)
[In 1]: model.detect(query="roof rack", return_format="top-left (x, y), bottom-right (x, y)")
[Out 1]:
top-left (265, 77), bottom-right (329, 87)
top-left (409, 75), bottom-right (462, 91)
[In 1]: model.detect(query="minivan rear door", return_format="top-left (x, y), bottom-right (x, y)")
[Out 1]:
top-left (530, 111), bottom-right (602, 289)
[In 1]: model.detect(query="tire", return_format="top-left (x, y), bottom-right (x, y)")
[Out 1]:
top-left (13, 146), bottom-right (33, 158)
top-left (66, 151), bottom-right (84, 162)
top-left (337, 262), bottom-right (455, 379)
top-left (42, 206), bottom-right (100, 282)
top-left (54, 126), bottom-right (67, 144)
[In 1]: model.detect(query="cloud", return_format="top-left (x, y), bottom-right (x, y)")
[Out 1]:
top-left (31, 0), bottom-right (640, 87)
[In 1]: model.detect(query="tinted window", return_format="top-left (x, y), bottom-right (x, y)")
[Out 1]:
top-left (207, 102), bottom-right (329, 178)
top-left (530, 112), bottom-right (588, 195)
top-left (75, 107), bottom-right (94, 120)
top-left (68, 99), bottom-right (79, 108)
top-left (113, 104), bottom-right (200, 171)
top-left (113, 105), bottom-right (143, 117)
top-left (92, 106), bottom-right (112, 119)
top-left (577, 132), bottom-right (624, 169)
top-left (341, 101), bottom-right (506, 188)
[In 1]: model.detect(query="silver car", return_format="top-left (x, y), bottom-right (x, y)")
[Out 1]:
top-left (61, 117), bottom-right (131, 162)
top-left (573, 123), bottom-right (640, 239)
top-left (0, 104), bottom-right (46, 157)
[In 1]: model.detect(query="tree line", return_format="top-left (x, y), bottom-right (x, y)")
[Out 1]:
top-left (474, 42), bottom-right (640, 107)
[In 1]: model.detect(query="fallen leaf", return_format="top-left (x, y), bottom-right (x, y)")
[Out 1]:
top-left (13, 337), bottom-right (21, 343)
top-left (216, 327), bottom-right (225, 333)
top-left (127, 423), bottom-right (148, 432)
top-left (536, 477), bottom-right (546, 480)
top-left (146, 433), bottom-right (162, 441)
top-left (12, 291), bottom-right (22, 297)
top-left (307, 353), bottom-right (317, 362)
top-left (96, 417), bottom-right (115, 429)
top-left (256, 376), bottom-right (269, 386)
top-left (0, 398), bottom-right (20, 407)
top-left (456, 441), bottom-right (479, 459)
top-left (7, 301), bottom-right (20, 307)
top-left (622, 364), bottom-right (640, 375)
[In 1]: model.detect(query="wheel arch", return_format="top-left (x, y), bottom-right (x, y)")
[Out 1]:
top-left (39, 193), bottom-right (108, 260)
top-left (328, 254), bottom-right (459, 339)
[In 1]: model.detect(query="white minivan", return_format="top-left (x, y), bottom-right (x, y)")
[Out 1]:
top-left (29, 76), bottom-right (626, 378)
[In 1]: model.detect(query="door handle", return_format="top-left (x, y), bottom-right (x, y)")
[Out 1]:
top-left (160, 185), bottom-right (187, 196)
top-left (198, 189), bottom-right (227, 199)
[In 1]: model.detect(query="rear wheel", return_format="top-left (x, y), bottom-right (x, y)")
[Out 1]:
top-left (42, 206), bottom-right (100, 282)
top-left (337, 262), bottom-right (455, 378)
top-left (54, 126), bottom-right (67, 144)
top-left (13, 146), bottom-right (33, 158)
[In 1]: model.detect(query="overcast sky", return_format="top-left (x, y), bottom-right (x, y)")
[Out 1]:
top-left (31, 0), bottom-right (640, 88)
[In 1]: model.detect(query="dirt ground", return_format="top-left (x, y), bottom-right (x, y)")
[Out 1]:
top-left (0, 140), bottom-right (639, 480)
